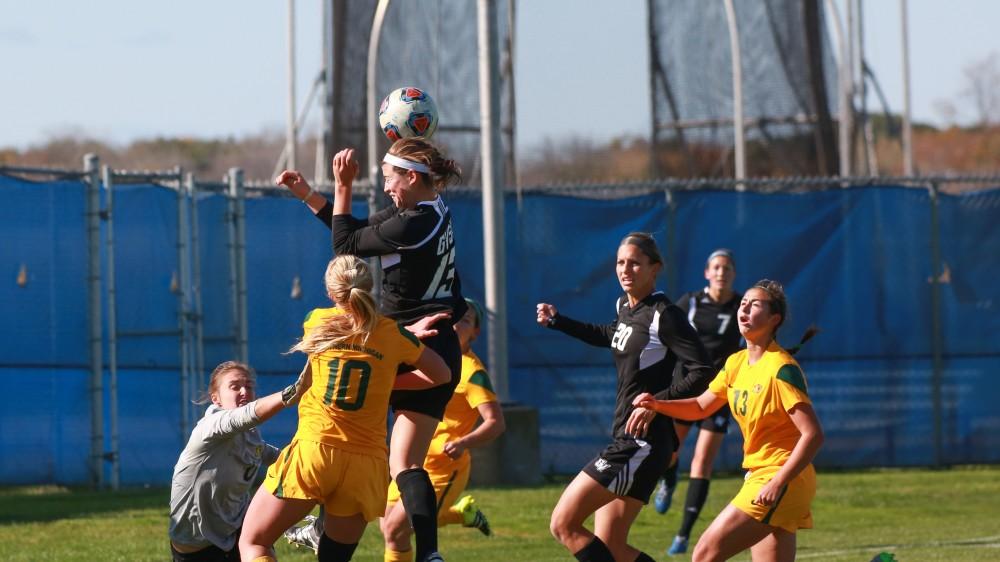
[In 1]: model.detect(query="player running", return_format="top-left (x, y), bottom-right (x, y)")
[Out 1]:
top-left (278, 137), bottom-right (466, 562)
top-left (633, 280), bottom-right (824, 562)
top-left (537, 232), bottom-right (715, 562)
top-left (238, 255), bottom-right (450, 562)
top-left (284, 298), bottom-right (505, 561)
top-left (655, 249), bottom-right (743, 556)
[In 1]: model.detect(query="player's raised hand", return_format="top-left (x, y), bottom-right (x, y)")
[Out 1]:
top-left (332, 148), bottom-right (359, 187)
top-left (536, 303), bottom-right (558, 326)
top-left (276, 170), bottom-right (313, 201)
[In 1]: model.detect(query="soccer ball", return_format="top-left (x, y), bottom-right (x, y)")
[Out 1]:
top-left (378, 87), bottom-right (439, 141)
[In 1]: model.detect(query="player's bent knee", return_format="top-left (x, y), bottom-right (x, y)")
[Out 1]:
top-left (549, 512), bottom-right (575, 543)
top-left (381, 517), bottom-right (413, 546)
top-left (691, 540), bottom-right (720, 562)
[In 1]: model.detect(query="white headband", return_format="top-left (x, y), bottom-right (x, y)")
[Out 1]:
top-left (383, 153), bottom-right (432, 174)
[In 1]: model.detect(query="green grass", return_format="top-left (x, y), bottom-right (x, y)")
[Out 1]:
top-left (1, 466), bottom-right (998, 561)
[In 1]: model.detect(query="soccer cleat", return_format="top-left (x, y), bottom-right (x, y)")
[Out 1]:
top-left (453, 495), bottom-right (492, 536)
top-left (667, 535), bottom-right (688, 555)
top-left (653, 479), bottom-right (675, 514)
top-left (423, 552), bottom-right (445, 562)
top-left (284, 514), bottom-right (321, 554)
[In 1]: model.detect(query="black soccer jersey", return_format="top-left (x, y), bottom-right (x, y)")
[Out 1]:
top-left (677, 288), bottom-right (743, 372)
top-left (318, 197), bottom-right (467, 324)
top-left (549, 291), bottom-right (714, 443)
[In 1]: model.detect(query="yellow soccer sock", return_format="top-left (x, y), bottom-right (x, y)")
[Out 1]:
top-left (251, 557), bottom-right (277, 562)
top-left (384, 547), bottom-right (414, 562)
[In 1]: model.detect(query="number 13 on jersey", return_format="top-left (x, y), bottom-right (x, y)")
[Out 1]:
top-left (424, 223), bottom-right (456, 299)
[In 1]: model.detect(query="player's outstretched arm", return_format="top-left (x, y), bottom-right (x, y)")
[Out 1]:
top-left (276, 170), bottom-right (328, 217)
top-left (253, 361), bottom-right (313, 423)
top-left (537, 302), bottom-right (616, 347)
top-left (632, 390), bottom-right (725, 422)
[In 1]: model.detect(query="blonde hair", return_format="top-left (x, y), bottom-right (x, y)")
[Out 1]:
top-left (291, 255), bottom-right (379, 355)
top-left (387, 137), bottom-right (462, 190)
top-left (196, 361), bottom-right (255, 405)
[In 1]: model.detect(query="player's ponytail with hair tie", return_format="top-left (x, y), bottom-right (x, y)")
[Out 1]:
top-left (290, 255), bottom-right (378, 355)
top-left (787, 325), bottom-right (820, 356)
top-left (431, 157), bottom-right (462, 190)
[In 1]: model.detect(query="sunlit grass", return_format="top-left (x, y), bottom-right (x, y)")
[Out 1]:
top-left (1, 466), bottom-right (997, 561)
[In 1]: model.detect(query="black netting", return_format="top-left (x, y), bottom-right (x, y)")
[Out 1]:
top-left (329, 0), bottom-right (514, 187)
top-left (650, 0), bottom-right (839, 176)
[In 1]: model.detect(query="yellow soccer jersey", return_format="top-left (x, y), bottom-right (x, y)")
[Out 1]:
top-left (707, 341), bottom-right (811, 470)
top-left (293, 307), bottom-right (424, 459)
top-left (424, 351), bottom-right (497, 473)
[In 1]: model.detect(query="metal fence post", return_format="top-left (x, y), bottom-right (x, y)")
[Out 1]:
top-left (927, 181), bottom-right (944, 466)
top-left (176, 167), bottom-right (193, 439)
top-left (664, 188), bottom-right (677, 298)
top-left (186, 173), bottom-right (206, 404)
top-left (101, 165), bottom-right (120, 491)
top-left (227, 168), bottom-right (249, 363)
top-left (479, 0), bottom-right (509, 401)
top-left (84, 153), bottom-right (104, 490)
top-left (722, 0), bottom-right (746, 182)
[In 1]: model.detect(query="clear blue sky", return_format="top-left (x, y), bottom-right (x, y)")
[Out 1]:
top-left (2, 0), bottom-right (997, 153)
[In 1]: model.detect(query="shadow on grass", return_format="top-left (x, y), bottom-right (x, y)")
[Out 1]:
top-left (0, 486), bottom-right (168, 525)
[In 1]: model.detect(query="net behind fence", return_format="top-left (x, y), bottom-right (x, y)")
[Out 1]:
top-left (2, 174), bottom-right (998, 484)
top-left (329, 0), bottom-right (514, 185)
top-left (650, 0), bottom-right (839, 176)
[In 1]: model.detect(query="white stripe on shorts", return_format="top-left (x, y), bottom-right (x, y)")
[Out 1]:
top-left (606, 438), bottom-right (651, 496)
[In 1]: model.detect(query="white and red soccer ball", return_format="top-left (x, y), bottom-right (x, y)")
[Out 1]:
top-left (378, 87), bottom-right (439, 141)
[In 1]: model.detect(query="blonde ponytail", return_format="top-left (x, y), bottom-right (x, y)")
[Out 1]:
top-left (291, 255), bottom-right (379, 355)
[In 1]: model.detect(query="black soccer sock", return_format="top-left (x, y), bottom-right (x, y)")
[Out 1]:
top-left (573, 536), bottom-right (615, 562)
top-left (664, 461), bottom-right (679, 490)
top-left (678, 477), bottom-right (711, 538)
top-left (635, 552), bottom-right (657, 562)
top-left (317, 532), bottom-right (358, 562)
top-left (395, 468), bottom-right (439, 560)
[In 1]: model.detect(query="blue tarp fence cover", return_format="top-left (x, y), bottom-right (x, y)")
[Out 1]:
top-left (2, 173), bottom-right (998, 484)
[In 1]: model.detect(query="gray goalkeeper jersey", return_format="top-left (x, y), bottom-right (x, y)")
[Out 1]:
top-left (168, 403), bottom-right (280, 551)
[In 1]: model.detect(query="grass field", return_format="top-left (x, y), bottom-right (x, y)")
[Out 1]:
top-left (1, 466), bottom-right (998, 561)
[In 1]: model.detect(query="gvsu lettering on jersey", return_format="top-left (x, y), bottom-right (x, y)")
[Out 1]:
top-left (423, 223), bottom-right (456, 300)
top-left (594, 458), bottom-right (612, 472)
top-left (436, 223), bottom-right (454, 255)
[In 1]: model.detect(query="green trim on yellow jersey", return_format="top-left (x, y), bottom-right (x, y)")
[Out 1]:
top-left (303, 308), bottom-right (317, 325)
top-left (468, 370), bottom-right (493, 392)
top-left (776, 364), bottom-right (808, 395)
top-left (396, 322), bottom-right (421, 347)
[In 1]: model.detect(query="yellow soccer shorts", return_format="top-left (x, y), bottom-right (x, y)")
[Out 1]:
top-left (386, 459), bottom-right (471, 526)
top-left (264, 439), bottom-right (389, 522)
top-left (731, 463), bottom-right (816, 533)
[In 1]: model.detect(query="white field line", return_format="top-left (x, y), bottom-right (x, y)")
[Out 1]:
top-left (796, 535), bottom-right (1000, 559)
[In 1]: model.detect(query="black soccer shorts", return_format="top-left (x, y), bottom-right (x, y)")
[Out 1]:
top-left (582, 436), bottom-right (672, 503)
top-left (390, 319), bottom-right (462, 421)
